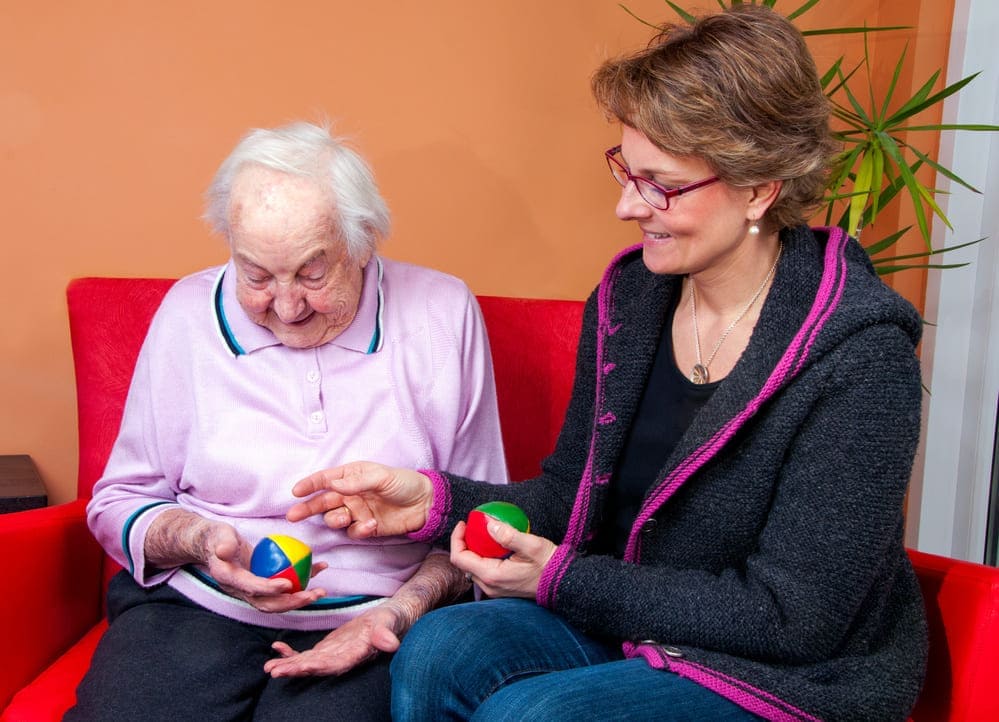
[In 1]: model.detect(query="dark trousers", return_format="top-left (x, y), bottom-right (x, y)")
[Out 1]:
top-left (66, 571), bottom-right (391, 722)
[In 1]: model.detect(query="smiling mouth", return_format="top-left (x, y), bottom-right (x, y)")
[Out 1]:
top-left (284, 312), bottom-right (315, 327)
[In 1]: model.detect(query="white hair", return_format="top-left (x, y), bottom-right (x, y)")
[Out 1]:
top-left (203, 121), bottom-right (390, 260)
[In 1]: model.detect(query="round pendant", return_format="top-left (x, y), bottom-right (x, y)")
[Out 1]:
top-left (690, 364), bottom-right (710, 385)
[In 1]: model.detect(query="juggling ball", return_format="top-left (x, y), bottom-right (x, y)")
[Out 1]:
top-left (250, 534), bottom-right (312, 592)
top-left (465, 502), bottom-right (530, 558)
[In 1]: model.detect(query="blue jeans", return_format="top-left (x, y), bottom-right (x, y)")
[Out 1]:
top-left (390, 598), bottom-right (760, 721)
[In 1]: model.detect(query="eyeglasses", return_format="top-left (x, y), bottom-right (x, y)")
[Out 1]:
top-left (605, 145), bottom-right (720, 211)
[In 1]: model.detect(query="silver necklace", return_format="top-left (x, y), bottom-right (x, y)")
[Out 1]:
top-left (689, 242), bottom-right (782, 384)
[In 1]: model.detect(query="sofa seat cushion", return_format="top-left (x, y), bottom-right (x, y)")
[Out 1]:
top-left (2, 621), bottom-right (106, 721)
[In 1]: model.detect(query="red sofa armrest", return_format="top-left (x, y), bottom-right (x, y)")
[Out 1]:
top-left (908, 548), bottom-right (999, 722)
top-left (0, 500), bottom-right (104, 711)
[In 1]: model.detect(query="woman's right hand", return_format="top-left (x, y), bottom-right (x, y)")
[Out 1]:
top-left (146, 509), bottom-right (327, 612)
top-left (287, 461), bottom-right (433, 539)
top-left (204, 522), bottom-right (328, 612)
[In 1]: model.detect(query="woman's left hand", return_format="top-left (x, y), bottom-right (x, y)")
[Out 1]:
top-left (263, 604), bottom-right (404, 677)
top-left (451, 519), bottom-right (557, 599)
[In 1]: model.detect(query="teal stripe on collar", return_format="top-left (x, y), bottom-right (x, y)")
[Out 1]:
top-left (212, 259), bottom-right (383, 356)
top-left (213, 268), bottom-right (245, 357)
top-left (365, 256), bottom-right (385, 354)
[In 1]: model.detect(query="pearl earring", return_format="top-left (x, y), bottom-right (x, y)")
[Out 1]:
top-left (749, 222), bottom-right (760, 235)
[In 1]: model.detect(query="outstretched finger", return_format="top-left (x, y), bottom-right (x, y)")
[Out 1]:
top-left (286, 491), bottom-right (348, 522)
top-left (269, 641), bottom-right (297, 659)
top-left (293, 461), bottom-right (387, 497)
top-left (291, 465), bottom-right (354, 497)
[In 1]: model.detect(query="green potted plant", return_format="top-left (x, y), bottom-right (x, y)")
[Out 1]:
top-left (621, 0), bottom-right (999, 276)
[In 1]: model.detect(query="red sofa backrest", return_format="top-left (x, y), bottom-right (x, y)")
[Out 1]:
top-left (476, 295), bottom-right (584, 480)
top-left (66, 278), bottom-right (585, 498)
top-left (68, 277), bottom-right (179, 499)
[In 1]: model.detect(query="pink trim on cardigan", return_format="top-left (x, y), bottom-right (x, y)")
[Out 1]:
top-left (621, 642), bottom-right (822, 721)
top-left (562, 244), bottom-right (643, 549)
top-left (541, 245), bottom-right (643, 600)
top-left (670, 659), bottom-right (822, 722)
top-left (408, 469), bottom-right (451, 543)
top-left (537, 543), bottom-right (575, 608)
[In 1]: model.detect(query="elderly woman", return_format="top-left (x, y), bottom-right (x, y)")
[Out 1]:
top-left (289, 7), bottom-right (928, 722)
top-left (68, 122), bottom-right (508, 721)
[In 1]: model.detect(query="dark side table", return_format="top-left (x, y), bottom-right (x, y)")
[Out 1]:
top-left (0, 455), bottom-right (48, 513)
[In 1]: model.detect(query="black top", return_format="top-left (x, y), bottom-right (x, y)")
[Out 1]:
top-left (595, 293), bottom-right (717, 557)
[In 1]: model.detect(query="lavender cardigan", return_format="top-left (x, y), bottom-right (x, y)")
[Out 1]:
top-left (419, 226), bottom-right (928, 721)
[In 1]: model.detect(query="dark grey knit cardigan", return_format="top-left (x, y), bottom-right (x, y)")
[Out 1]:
top-left (418, 225), bottom-right (928, 721)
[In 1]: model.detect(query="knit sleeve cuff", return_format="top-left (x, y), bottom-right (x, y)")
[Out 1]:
top-left (408, 469), bottom-right (452, 544)
top-left (536, 542), bottom-right (576, 609)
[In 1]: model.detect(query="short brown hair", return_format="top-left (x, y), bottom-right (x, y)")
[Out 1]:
top-left (592, 5), bottom-right (839, 230)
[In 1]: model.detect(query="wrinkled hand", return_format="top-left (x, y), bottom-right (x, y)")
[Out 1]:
top-left (263, 603), bottom-right (406, 677)
top-left (287, 461), bottom-right (433, 539)
top-left (450, 519), bottom-right (557, 599)
top-left (204, 523), bottom-right (327, 613)
top-left (146, 510), bottom-right (327, 613)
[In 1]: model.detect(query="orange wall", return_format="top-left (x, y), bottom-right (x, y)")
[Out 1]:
top-left (0, 0), bottom-right (954, 504)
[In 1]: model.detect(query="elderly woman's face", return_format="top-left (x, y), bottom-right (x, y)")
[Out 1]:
top-left (227, 166), bottom-right (369, 349)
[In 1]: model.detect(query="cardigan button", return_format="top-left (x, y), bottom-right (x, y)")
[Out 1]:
top-left (637, 640), bottom-right (682, 658)
top-left (641, 519), bottom-right (657, 534)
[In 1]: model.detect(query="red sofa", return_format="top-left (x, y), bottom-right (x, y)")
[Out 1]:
top-left (1, 277), bottom-right (997, 720)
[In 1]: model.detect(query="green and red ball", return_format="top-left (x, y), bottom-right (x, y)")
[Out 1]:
top-left (465, 502), bottom-right (530, 558)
